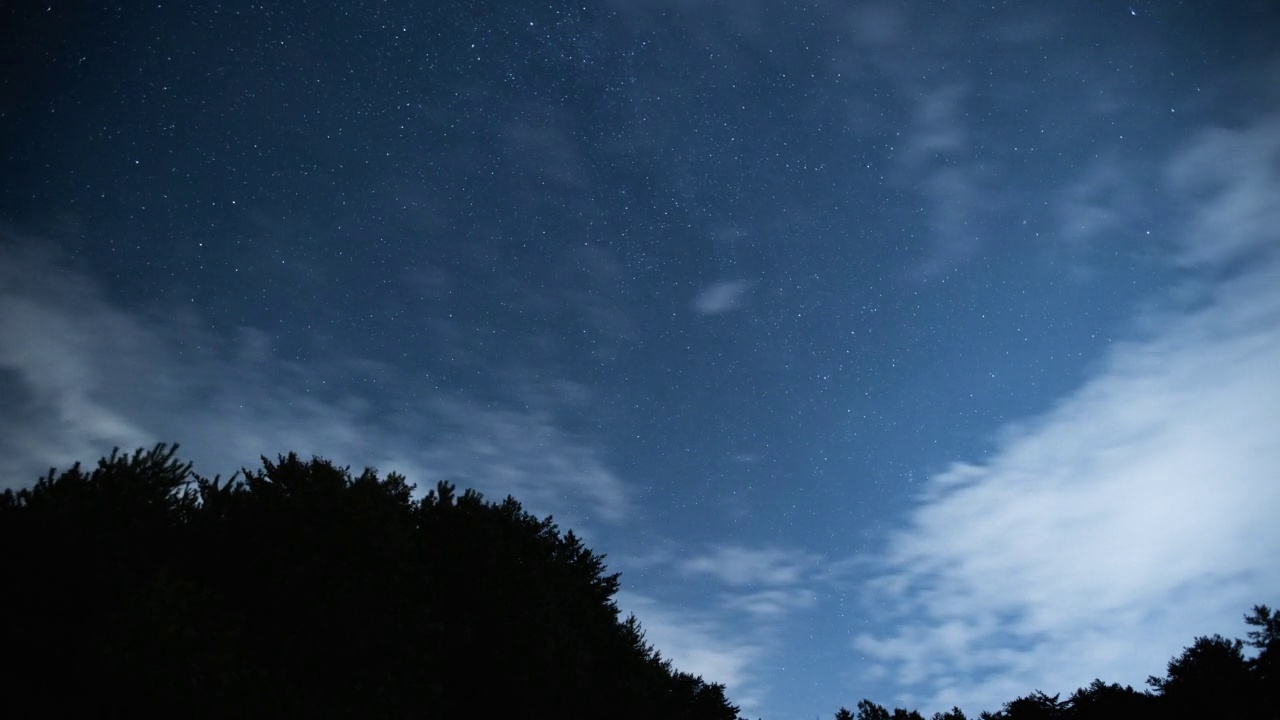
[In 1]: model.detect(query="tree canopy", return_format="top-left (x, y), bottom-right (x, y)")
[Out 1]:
top-left (0, 444), bottom-right (743, 719)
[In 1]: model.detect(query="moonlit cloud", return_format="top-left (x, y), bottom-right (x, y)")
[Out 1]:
top-left (854, 116), bottom-right (1280, 715)
top-left (693, 280), bottom-right (750, 315)
top-left (616, 590), bottom-right (766, 711)
top-left (1056, 154), bottom-right (1142, 246)
top-left (415, 399), bottom-right (632, 524)
top-left (610, 543), bottom-right (828, 707)
top-left (723, 587), bottom-right (817, 620)
top-left (0, 235), bottom-right (631, 526)
top-left (0, 241), bottom-right (160, 481)
top-left (680, 545), bottom-right (821, 587)
top-left (1166, 115), bottom-right (1280, 268)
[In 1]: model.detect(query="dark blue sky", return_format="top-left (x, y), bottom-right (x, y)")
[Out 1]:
top-left (3, 1), bottom-right (1278, 716)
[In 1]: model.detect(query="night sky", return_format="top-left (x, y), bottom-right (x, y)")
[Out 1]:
top-left (3, 1), bottom-right (1279, 716)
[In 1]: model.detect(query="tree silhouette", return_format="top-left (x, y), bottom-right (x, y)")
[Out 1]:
top-left (1063, 679), bottom-right (1153, 719)
top-left (856, 698), bottom-right (891, 720)
top-left (997, 690), bottom-right (1064, 720)
top-left (853, 699), bottom-right (924, 720)
top-left (1147, 633), bottom-right (1260, 718)
top-left (0, 444), bottom-right (743, 719)
top-left (1245, 604), bottom-right (1280, 713)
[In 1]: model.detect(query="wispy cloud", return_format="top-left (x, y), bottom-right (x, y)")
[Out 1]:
top-left (1166, 116), bottom-right (1280, 269)
top-left (679, 545), bottom-right (822, 588)
top-left (0, 241), bottom-right (159, 479)
top-left (854, 116), bottom-right (1280, 715)
top-left (683, 546), bottom-right (821, 620)
top-left (0, 234), bottom-right (631, 526)
top-left (722, 587), bottom-right (817, 620)
top-left (413, 399), bottom-right (632, 523)
top-left (616, 589), bottom-right (767, 712)
top-left (693, 280), bottom-right (750, 315)
top-left (613, 544), bottom-right (826, 709)
top-left (1055, 154), bottom-right (1145, 247)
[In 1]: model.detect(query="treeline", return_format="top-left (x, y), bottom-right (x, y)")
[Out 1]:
top-left (0, 445), bottom-right (742, 719)
top-left (837, 606), bottom-right (1278, 720)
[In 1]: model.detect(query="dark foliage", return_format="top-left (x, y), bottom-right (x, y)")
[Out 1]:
top-left (856, 698), bottom-right (891, 720)
top-left (1246, 604), bottom-right (1280, 709)
top-left (0, 444), bottom-right (743, 719)
top-left (1063, 679), bottom-right (1154, 719)
top-left (1147, 633), bottom-right (1261, 719)
top-left (853, 699), bottom-right (924, 720)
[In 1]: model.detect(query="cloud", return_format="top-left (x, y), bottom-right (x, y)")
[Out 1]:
top-left (0, 234), bottom-right (631, 525)
top-left (854, 116), bottom-right (1280, 714)
top-left (679, 545), bottom-right (821, 587)
top-left (846, 3), bottom-right (908, 48)
top-left (693, 280), bottom-right (749, 315)
top-left (684, 546), bottom-right (822, 619)
top-left (893, 81), bottom-right (989, 279)
top-left (902, 83), bottom-right (969, 167)
top-left (612, 543), bottom-right (826, 708)
top-left (0, 241), bottom-right (159, 481)
top-left (412, 399), bottom-right (632, 524)
top-left (722, 587), bottom-right (817, 620)
top-left (1166, 115), bottom-right (1280, 269)
top-left (615, 590), bottom-right (766, 711)
top-left (1055, 154), bottom-right (1144, 246)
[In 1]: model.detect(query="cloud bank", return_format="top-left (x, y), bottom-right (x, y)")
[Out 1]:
top-left (855, 117), bottom-right (1280, 713)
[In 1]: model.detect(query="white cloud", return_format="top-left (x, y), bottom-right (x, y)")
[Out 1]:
top-left (693, 280), bottom-right (749, 315)
top-left (615, 590), bottom-right (766, 711)
top-left (722, 587), bottom-right (817, 619)
top-left (0, 235), bottom-right (631, 526)
top-left (855, 116), bottom-right (1280, 715)
top-left (679, 545), bottom-right (821, 587)
top-left (1166, 115), bottom-right (1280, 268)
top-left (611, 544), bottom-right (826, 710)
top-left (0, 242), bottom-right (157, 481)
top-left (413, 399), bottom-right (632, 524)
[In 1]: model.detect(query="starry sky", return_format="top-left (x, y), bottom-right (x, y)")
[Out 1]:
top-left (3, 1), bottom-right (1279, 716)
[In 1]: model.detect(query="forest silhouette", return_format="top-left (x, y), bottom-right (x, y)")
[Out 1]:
top-left (1, 444), bottom-right (1275, 719)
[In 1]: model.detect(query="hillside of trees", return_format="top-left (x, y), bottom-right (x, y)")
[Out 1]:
top-left (0, 444), bottom-right (741, 718)
top-left (1, 444), bottom-right (1274, 719)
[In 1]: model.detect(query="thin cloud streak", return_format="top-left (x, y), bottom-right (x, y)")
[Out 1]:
top-left (855, 116), bottom-right (1280, 714)
top-left (679, 545), bottom-right (822, 587)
